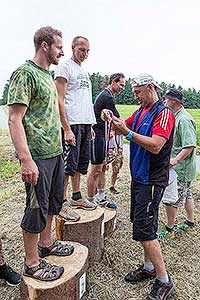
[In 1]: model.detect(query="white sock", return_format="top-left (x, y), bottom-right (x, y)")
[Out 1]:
top-left (144, 261), bottom-right (154, 271)
top-left (157, 275), bottom-right (169, 284)
top-left (97, 189), bottom-right (105, 201)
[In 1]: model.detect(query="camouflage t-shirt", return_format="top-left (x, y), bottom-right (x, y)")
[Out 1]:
top-left (7, 60), bottom-right (62, 160)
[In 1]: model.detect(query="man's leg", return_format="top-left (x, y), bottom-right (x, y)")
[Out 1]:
top-left (126, 184), bottom-right (170, 283)
top-left (185, 197), bottom-right (195, 222)
top-left (142, 239), bottom-right (167, 278)
top-left (97, 168), bottom-right (106, 201)
top-left (23, 231), bottom-right (40, 267)
top-left (87, 164), bottom-right (103, 198)
top-left (109, 148), bottom-right (123, 194)
top-left (64, 175), bottom-right (69, 200)
top-left (165, 205), bottom-right (177, 228)
top-left (110, 170), bottom-right (118, 188)
top-left (39, 215), bottom-right (53, 248)
top-left (71, 172), bottom-right (81, 194)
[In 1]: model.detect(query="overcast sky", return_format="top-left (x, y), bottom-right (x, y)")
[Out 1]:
top-left (1, 0), bottom-right (200, 95)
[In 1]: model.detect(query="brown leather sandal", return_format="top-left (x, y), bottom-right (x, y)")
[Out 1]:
top-left (38, 240), bottom-right (74, 258)
top-left (23, 260), bottom-right (64, 281)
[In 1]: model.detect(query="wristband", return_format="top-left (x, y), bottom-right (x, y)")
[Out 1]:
top-left (126, 130), bottom-right (134, 141)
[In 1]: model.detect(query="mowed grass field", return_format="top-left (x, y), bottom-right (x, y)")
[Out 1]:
top-left (116, 105), bottom-right (200, 145)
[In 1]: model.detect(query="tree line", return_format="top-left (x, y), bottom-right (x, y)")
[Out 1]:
top-left (90, 73), bottom-right (200, 109)
top-left (1, 72), bottom-right (200, 108)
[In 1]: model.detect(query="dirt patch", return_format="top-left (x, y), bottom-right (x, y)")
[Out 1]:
top-left (0, 132), bottom-right (200, 300)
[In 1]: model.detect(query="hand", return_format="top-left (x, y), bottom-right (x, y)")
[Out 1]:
top-left (91, 128), bottom-right (96, 140)
top-left (169, 158), bottom-right (178, 167)
top-left (21, 158), bottom-right (39, 186)
top-left (64, 129), bottom-right (76, 146)
top-left (101, 109), bottom-right (113, 122)
top-left (112, 117), bottom-right (130, 135)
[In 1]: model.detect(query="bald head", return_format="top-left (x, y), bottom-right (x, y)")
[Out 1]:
top-left (71, 36), bottom-right (90, 65)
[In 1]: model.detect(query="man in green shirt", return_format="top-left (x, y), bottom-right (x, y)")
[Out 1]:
top-left (158, 89), bottom-right (196, 239)
top-left (8, 26), bottom-right (74, 281)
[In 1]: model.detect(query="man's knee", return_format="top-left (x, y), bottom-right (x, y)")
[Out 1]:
top-left (90, 165), bottom-right (103, 179)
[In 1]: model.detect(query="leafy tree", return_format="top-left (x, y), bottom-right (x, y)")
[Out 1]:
top-left (0, 80), bottom-right (10, 106)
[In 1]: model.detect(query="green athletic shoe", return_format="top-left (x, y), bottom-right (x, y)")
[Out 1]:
top-left (176, 223), bottom-right (196, 233)
top-left (157, 229), bottom-right (175, 240)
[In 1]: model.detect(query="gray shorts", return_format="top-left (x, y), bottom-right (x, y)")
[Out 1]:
top-left (21, 154), bottom-right (64, 233)
top-left (162, 180), bottom-right (193, 208)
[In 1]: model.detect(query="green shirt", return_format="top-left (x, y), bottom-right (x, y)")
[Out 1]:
top-left (171, 107), bottom-right (196, 181)
top-left (7, 60), bottom-right (62, 160)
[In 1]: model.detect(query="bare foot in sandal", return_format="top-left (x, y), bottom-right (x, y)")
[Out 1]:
top-left (38, 240), bottom-right (74, 258)
top-left (23, 260), bottom-right (64, 281)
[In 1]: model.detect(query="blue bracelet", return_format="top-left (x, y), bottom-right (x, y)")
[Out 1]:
top-left (126, 131), bottom-right (134, 141)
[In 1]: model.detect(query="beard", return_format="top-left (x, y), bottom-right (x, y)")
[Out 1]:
top-left (47, 50), bottom-right (59, 65)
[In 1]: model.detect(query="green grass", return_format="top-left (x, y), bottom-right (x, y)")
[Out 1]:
top-left (116, 105), bottom-right (200, 145)
top-left (0, 158), bottom-right (20, 179)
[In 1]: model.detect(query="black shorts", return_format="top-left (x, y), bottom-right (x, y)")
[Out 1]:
top-left (21, 154), bottom-right (64, 234)
top-left (91, 135), bottom-right (106, 165)
top-left (130, 181), bottom-right (165, 241)
top-left (63, 124), bottom-right (91, 176)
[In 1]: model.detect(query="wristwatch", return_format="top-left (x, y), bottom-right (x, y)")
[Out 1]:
top-left (126, 130), bottom-right (134, 141)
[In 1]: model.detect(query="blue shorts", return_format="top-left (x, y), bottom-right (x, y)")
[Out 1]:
top-left (131, 181), bottom-right (165, 241)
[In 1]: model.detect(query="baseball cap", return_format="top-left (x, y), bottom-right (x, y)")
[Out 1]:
top-left (165, 88), bottom-right (183, 103)
top-left (130, 73), bottom-right (162, 91)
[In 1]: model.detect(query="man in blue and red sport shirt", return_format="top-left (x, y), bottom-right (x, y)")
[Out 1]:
top-left (104, 74), bottom-right (176, 300)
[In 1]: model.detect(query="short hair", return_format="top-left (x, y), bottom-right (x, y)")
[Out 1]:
top-left (34, 26), bottom-right (62, 52)
top-left (109, 73), bottom-right (125, 85)
top-left (72, 36), bottom-right (89, 47)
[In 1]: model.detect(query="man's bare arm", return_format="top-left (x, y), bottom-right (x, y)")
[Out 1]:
top-left (170, 147), bottom-right (195, 166)
top-left (55, 77), bottom-right (75, 145)
top-left (8, 104), bottom-right (39, 185)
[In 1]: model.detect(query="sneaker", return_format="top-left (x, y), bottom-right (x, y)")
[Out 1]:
top-left (59, 200), bottom-right (80, 222)
top-left (97, 198), bottom-right (117, 210)
top-left (70, 198), bottom-right (97, 210)
top-left (87, 197), bottom-right (97, 205)
top-left (157, 229), bottom-right (176, 240)
top-left (124, 264), bottom-right (156, 284)
top-left (176, 222), bottom-right (196, 233)
top-left (0, 263), bottom-right (21, 286)
top-left (109, 186), bottom-right (120, 194)
top-left (147, 276), bottom-right (176, 300)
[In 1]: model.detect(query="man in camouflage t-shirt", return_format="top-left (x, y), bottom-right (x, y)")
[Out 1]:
top-left (7, 26), bottom-right (74, 281)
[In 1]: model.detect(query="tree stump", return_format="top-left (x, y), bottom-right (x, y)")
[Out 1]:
top-left (56, 207), bottom-right (104, 265)
top-left (104, 209), bottom-right (117, 238)
top-left (21, 241), bottom-right (88, 300)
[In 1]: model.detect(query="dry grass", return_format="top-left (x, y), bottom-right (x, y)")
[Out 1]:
top-left (0, 130), bottom-right (200, 300)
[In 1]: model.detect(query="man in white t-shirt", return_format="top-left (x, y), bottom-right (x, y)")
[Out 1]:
top-left (55, 36), bottom-right (96, 216)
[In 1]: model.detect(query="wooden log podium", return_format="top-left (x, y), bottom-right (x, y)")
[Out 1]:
top-left (21, 242), bottom-right (88, 300)
top-left (56, 207), bottom-right (104, 265)
top-left (104, 209), bottom-right (117, 238)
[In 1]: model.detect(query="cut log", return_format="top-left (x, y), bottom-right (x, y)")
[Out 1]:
top-left (104, 209), bottom-right (117, 238)
top-left (21, 241), bottom-right (88, 300)
top-left (56, 207), bottom-right (104, 265)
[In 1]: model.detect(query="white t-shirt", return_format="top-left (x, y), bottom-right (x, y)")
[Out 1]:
top-left (55, 59), bottom-right (96, 125)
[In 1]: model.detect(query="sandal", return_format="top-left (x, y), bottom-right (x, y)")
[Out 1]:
top-left (23, 260), bottom-right (64, 281)
top-left (38, 240), bottom-right (74, 258)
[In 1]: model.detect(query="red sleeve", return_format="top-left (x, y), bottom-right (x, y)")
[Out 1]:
top-left (125, 111), bottom-right (137, 128)
top-left (152, 108), bottom-right (175, 139)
